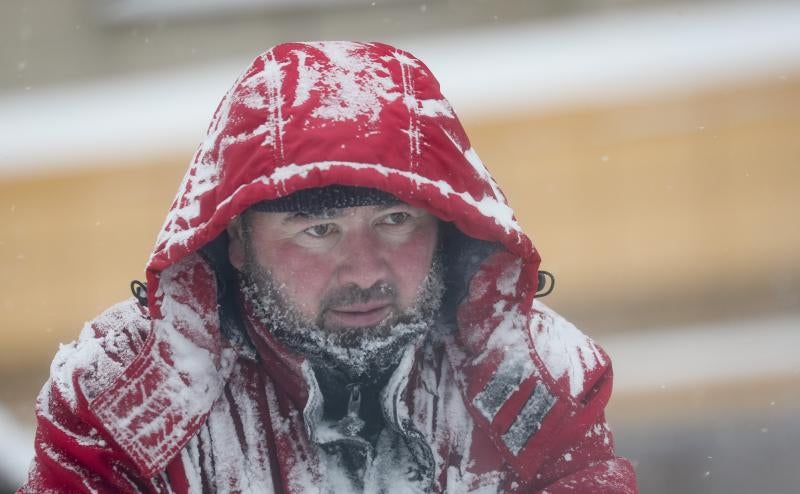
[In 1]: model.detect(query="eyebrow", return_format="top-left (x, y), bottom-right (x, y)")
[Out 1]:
top-left (280, 203), bottom-right (408, 224)
top-left (281, 209), bottom-right (344, 224)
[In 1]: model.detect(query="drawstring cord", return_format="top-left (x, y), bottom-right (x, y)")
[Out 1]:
top-left (536, 270), bottom-right (555, 298)
top-left (130, 280), bottom-right (148, 306)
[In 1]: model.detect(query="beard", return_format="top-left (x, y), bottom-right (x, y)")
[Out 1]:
top-left (238, 250), bottom-right (445, 384)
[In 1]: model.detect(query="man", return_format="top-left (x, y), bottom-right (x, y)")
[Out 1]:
top-left (20, 42), bottom-right (637, 493)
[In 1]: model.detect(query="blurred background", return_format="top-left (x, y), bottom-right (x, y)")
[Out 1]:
top-left (1, 0), bottom-right (798, 491)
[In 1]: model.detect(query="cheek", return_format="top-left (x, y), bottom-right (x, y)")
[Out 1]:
top-left (258, 243), bottom-right (332, 317)
top-left (387, 226), bottom-right (438, 308)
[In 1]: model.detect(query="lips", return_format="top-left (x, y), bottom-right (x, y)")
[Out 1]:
top-left (326, 302), bottom-right (393, 327)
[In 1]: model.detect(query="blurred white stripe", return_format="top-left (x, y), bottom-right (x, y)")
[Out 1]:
top-left (601, 314), bottom-right (800, 394)
top-left (0, 405), bottom-right (34, 488)
top-left (0, 59), bottom-right (247, 177)
top-left (407, 0), bottom-right (800, 116)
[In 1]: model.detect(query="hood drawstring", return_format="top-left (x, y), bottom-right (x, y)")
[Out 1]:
top-left (536, 270), bottom-right (555, 298)
top-left (130, 280), bottom-right (148, 307)
top-left (335, 383), bottom-right (366, 437)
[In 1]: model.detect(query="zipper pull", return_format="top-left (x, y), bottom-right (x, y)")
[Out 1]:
top-left (346, 383), bottom-right (362, 417)
top-left (339, 383), bottom-right (365, 437)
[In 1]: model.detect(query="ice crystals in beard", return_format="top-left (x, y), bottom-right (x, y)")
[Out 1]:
top-left (239, 253), bottom-right (444, 384)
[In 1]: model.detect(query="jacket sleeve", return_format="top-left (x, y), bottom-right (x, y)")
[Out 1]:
top-left (454, 250), bottom-right (638, 493)
top-left (518, 403), bottom-right (638, 493)
top-left (18, 299), bottom-right (168, 493)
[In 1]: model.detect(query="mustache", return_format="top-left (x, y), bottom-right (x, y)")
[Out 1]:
top-left (321, 281), bottom-right (397, 311)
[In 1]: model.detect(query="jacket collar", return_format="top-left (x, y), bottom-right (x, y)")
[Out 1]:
top-left (90, 254), bottom-right (240, 477)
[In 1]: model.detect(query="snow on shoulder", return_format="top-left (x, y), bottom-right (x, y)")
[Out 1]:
top-left (49, 298), bottom-right (150, 410)
top-left (530, 301), bottom-right (607, 398)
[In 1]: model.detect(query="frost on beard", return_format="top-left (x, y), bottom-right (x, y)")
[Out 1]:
top-left (239, 253), bottom-right (444, 384)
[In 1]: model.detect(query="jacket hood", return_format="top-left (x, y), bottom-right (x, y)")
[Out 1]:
top-left (91, 41), bottom-right (549, 478)
top-left (146, 41), bottom-right (539, 316)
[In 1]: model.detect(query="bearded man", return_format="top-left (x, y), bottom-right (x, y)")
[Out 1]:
top-left (20, 42), bottom-right (638, 493)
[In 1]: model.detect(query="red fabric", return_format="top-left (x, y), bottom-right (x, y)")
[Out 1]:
top-left (20, 41), bottom-right (637, 493)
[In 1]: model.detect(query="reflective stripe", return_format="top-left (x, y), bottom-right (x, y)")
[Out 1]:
top-left (502, 381), bottom-right (557, 455)
top-left (472, 355), bottom-right (532, 422)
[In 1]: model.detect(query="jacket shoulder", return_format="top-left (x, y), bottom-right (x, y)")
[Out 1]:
top-left (449, 283), bottom-right (618, 483)
top-left (529, 301), bottom-right (610, 400)
top-left (48, 297), bottom-right (151, 408)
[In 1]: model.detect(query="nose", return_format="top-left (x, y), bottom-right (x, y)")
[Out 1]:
top-left (335, 227), bottom-right (391, 289)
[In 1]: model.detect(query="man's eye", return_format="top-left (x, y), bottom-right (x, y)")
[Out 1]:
top-left (383, 212), bottom-right (411, 225)
top-left (304, 224), bottom-right (336, 238)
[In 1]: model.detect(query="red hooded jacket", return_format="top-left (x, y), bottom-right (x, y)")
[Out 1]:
top-left (20, 41), bottom-right (637, 493)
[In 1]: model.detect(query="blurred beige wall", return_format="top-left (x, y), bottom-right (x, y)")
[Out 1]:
top-left (483, 76), bottom-right (800, 331)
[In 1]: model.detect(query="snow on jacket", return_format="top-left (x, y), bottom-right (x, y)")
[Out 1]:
top-left (20, 41), bottom-right (638, 493)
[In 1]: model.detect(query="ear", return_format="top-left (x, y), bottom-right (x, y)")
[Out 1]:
top-left (227, 217), bottom-right (246, 270)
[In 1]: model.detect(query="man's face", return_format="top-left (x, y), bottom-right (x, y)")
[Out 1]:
top-left (228, 202), bottom-right (440, 336)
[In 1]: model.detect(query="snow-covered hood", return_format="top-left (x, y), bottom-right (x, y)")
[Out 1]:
top-left (91, 41), bottom-right (548, 478)
top-left (146, 40), bottom-right (538, 311)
